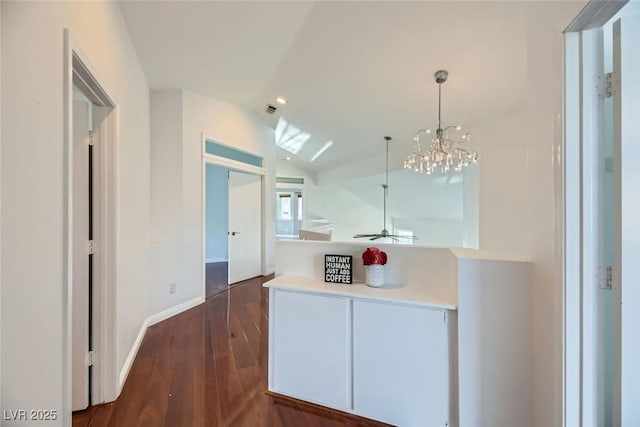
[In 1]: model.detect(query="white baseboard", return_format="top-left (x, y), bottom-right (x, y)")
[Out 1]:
top-left (205, 257), bottom-right (227, 263)
top-left (146, 296), bottom-right (204, 327)
top-left (118, 320), bottom-right (148, 395)
top-left (117, 295), bottom-right (205, 394)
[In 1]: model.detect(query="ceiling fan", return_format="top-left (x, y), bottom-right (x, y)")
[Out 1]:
top-left (353, 136), bottom-right (416, 242)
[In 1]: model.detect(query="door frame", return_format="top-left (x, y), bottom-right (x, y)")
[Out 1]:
top-left (563, 2), bottom-right (629, 425)
top-left (201, 134), bottom-right (266, 298)
top-left (275, 187), bottom-right (304, 238)
top-left (63, 29), bottom-right (119, 420)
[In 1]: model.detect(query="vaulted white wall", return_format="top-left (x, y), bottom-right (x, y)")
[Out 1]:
top-left (1, 2), bottom-right (150, 424)
top-left (477, 110), bottom-right (528, 254)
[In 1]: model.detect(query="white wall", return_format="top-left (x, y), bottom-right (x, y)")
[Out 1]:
top-left (1, 2), bottom-right (150, 424)
top-left (524, 3), bottom-right (588, 427)
top-left (147, 89), bottom-right (276, 315)
top-left (278, 160), bottom-right (467, 245)
top-left (205, 164), bottom-right (228, 262)
top-left (148, 89), bottom-right (195, 322)
top-left (392, 218), bottom-right (464, 247)
top-left (150, 90), bottom-right (182, 243)
top-left (462, 164), bottom-right (479, 248)
top-left (477, 110), bottom-right (528, 255)
top-left (310, 182), bottom-right (385, 242)
top-left (277, 160), bottom-right (383, 242)
top-left (183, 90), bottom-right (276, 275)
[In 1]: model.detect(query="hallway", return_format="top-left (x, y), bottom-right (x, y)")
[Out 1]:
top-left (72, 276), bottom-right (389, 426)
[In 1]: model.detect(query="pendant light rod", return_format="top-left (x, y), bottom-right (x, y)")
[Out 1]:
top-left (434, 69), bottom-right (448, 134)
top-left (354, 135), bottom-right (416, 241)
top-left (438, 83), bottom-right (442, 130)
top-left (382, 136), bottom-right (391, 234)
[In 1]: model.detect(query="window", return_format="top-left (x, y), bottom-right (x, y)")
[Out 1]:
top-left (394, 229), bottom-right (415, 245)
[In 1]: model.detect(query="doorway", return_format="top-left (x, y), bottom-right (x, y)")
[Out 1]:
top-left (564, 2), bottom-right (640, 425)
top-left (202, 139), bottom-right (266, 299)
top-left (65, 32), bottom-right (119, 420)
top-left (63, 35), bottom-right (120, 423)
top-left (205, 164), bottom-right (229, 297)
top-left (71, 88), bottom-right (94, 411)
top-left (276, 189), bottom-right (303, 239)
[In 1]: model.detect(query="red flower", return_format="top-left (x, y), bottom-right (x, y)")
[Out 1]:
top-left (362, 247), bottom-right (387, 265)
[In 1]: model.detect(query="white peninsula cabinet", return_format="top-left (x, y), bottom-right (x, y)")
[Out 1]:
top-left (267, 276), bottom-right (456, 427)
top-left (267, 241), bottom-right (533, 427)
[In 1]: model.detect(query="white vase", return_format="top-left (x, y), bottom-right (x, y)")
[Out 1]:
top-left (365, 264), bottom-right (385, 287)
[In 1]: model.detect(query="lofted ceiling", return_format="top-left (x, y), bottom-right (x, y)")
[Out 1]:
top-left (120, 1), bottom-right (526, 173)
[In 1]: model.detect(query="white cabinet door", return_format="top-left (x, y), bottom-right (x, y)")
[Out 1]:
top-left (271, 290), bottom-right (349, 410)
top-left (353, 300), bottom-right (450, 427)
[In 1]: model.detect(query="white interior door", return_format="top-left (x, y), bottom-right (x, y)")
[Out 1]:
top-left (614, 14), bottom-right (640, 426)
top-left (228, 170), bottom-right (262, 284)
top-left (72, 100), bottom-right (90, 411)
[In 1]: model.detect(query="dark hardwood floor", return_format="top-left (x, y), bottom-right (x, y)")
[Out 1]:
top-left (73, 275), bottom-right (390, 427)
top-left (206, 262), bottom-right (229, 298)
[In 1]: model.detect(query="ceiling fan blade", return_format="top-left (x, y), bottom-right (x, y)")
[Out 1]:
top-left (369, 236), bottom-right (382, 241)
top-left (354, 234), bottom-right (379, 238)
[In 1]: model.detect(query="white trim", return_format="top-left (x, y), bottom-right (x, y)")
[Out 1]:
top-left (117, 317), bottom-right (147, 395)
top-left (117, 296), bottom-right (204, 393)
top-left (202, 135), bottom-right (265, 159)
top-left (202, 158), bottom-right (207, 301)
top-left (563, 30), bottom-right (582, 427)
top-left (276, 182), bottom-right (304, 190)
top-left (205, 257), bottom-right (228, 263)
top-left (203, 152), bottom-right (266, 176)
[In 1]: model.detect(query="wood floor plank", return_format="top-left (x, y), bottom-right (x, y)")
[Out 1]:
top-left (73, 275), bottom-right (391, 427)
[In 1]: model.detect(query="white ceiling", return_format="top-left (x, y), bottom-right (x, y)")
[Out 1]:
top-left (120, 1), bottom-right (526, 173)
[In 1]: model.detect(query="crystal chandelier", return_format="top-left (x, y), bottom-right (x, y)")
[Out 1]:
top-left (404, 70), bottom-right (478, 174)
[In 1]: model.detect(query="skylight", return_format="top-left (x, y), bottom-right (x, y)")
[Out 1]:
top-left (310, 141), bottom-right (334, 162)
top-left (275, 118), bottom-right (334, 163)
top-left (275, 118), bottom-right (310, 155)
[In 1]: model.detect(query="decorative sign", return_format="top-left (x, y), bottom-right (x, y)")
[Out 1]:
top-left (324, 254), bottom-right (353, 284)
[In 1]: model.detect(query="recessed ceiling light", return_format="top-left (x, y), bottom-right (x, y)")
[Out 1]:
top-left (276, 96), bottom-right (288, 105)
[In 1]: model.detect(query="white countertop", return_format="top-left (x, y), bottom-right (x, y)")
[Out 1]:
top-left (263, 275), bottom-right (457, 310)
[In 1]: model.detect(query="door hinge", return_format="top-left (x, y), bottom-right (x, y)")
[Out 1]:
top-left (443, 311), bottom-right (448, 323)
top-left (598, 72), bottom-right (614, 98)
top-left (88, 240), bottom-right (96, 255)
top-left (598, 265), bottom-right (614, 290)
top-left (86, 351), bottom-right (94, 367)
top-left (86, 131), bottom-right (95, 146)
